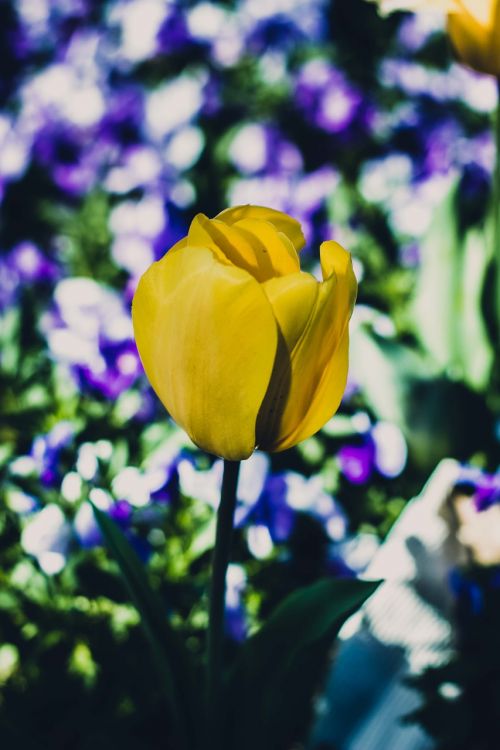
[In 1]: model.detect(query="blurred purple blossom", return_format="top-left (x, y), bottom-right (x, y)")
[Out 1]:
top-left (338, 421), bottom-right (407, 484)
top-left (31, 421), bottom-right (75, 487)
top-left (295, 59), bottom-right (370, 136)
top-left (42, 277), bottom-right (141, 398)
top-left (456, 466), bottom-right (500, 512)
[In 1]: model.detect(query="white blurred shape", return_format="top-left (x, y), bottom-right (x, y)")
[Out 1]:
top-left (178, 459), bottom-right (223, 507)
top-left (247, 525), bottom-right (274, 559)
top-left (228, 124), bottom-right (267, 174)
top-left (326, 515), bottom-right (347, 542)
top-left (6, 490), bottom-right (37, 514)
top-left (21, 504), bottom-right (70, 572)
top-left (286, 472), bottom-right (330, 512)
top-left (0, 121), bottom-right (29, 179)
top-left (165, 126), bottom-right (205, 170)
top-left (372, 422), bottom-right (407, 478)
top-left (146, 75), bottom-right (204, 140)
top-left (65, 86), bottom-right (105, 128)
top-left (188, 3), bottom-right (227, 39)
top-left (339, 533), bottom-right (381, 573)
top-left (39, 551), bottom-right (66, 575)
top-left (74, 503), bottom-right (98, 542)
top-left (237, 452), bottom-right (269, 506)
top-left (112, 466), bottom-right (150, 507)
top-left (61, 471), bottom-right (83, 502)
top-left (111, 236), bottom-right (154, 276)
top-left (9, 456), bottom-right (36, 476)
top-left (89, 487), bottom-right (113, 510)
top-left (359, 154), bottom-right (413, 204)
top-left (438, 682), bottom-right (462, 700)
top-left (171, 179), bottom-right (196, 207)
top-left (109, 195), bottom-right (165, 238)
top-left (18, 0), bottom-right (49, 24)
top-left (352, 411), bottom-right (371, 433)
top-left (95, 440), bottom-right (113, 461)
top-left (117, 0), bottom-right (166, 62)
top-left (48, 329), bottom-right (101, 367)
top-left (226, 563), bottom-right (246, 606)
top-left (76, 443), bottom-right (99, 481)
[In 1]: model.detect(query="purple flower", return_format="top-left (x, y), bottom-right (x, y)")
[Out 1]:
top-left (109, 499), bottom-right (133, 527)
top-left (245, 14), bottom-right (309, 55)
top-left (99, 87), bottom-right (145, 147)
top-left (455, 466), bottom-right (500, 512)
top-left (338, 440), bottom-right (376, 485)
top-left (31, 421), bottom-right (75, 487)
top-left (74, 502), bottom-right (102, 548)
top-left (228, 123), bottom-right (302, 177)
top-left (156, 6), bottom-right (191, 52)
top-left (225, 564), bottom-right (247, 642)
top-left (294, 60), bottom-right (368, 136)
top-left (44, 277), bottom-right (141, 399)
top-left (21, 504), bottom-right (71, 575)
top-left (33, 123), bottom-right (105, 195)
top-left (338, 421), bottom-right (407, 484)
top-left (80, 338), bottom-right (142, 400)
top-left (256, 474), bottom-right (295, 543)
top-left (9, 242), bottom-right (58, 282)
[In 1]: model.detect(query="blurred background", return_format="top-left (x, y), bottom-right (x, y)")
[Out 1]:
top-left (1, 0), bottom-right (500, 748)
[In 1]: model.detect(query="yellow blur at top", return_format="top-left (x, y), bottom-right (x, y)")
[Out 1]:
top-left (369, 0), bottom-right (500, 77)
top-left (447, 1), bottom-right (500, 78)
top-left (132, 205), bottom-right (357, 461)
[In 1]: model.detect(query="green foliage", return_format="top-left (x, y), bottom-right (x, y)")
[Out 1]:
top-left (92, 505), bottom-right (202, 750)
top-left (412, 181), bottom-right (494, 392)
top-left (225, 578), bottom-right (380, 750)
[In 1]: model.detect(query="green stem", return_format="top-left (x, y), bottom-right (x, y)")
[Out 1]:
top-left (206, 459), bottom-right (241, 750)
top-left (494, 78), bottom-right (500, 345)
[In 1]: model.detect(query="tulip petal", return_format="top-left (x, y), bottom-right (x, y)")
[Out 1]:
top-left (188, 213), bottom-right (294, 281)
top-left (256, 272), bottom-right (319, 443)
top-left (258, 241), bottom-right (357, 452)
top-left (448, 1), bottom-right (500, 76)
top-left (217, 205), bottom-right (306, 252)
top-left (188, 214), bottom-right (257, 269)
top-left (232, 218), bottom-right (301, 279)
top-left (132, 245), bottom-right (278, 460)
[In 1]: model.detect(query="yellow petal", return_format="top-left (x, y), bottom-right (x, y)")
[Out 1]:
top-left (454, 0), bottom-right (493, 26)
top-left (187, 215), bottom-right (232, 265)
top-left (187, 213), bottom-right (290, 281)
top-left (217, 205), bottom-right (306, 252)
top-left (232, 218), bottom-right (301, 279)
top-left (448, 1), bottom-right (500, 76)
top-left (258, 241), bottom-right (357, 452)
top-left (132, 245), bottom-right (278, 460)
top-left (256, 272), bottom-right (319, 443)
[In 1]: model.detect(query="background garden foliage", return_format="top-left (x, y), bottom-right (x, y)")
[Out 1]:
top-left (1, 0), bottom-right (499, 747)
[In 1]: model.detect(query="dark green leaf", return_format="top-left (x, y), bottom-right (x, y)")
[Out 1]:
top-left (224, 577), bottom-right (380, 750)
top-left (91, 503), bottom-right (202, 750)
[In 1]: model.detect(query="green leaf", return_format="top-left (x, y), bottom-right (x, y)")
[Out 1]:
top-left (91, 503), bottom-right (201, 750)
top-left (350, 321), bottom-right (429, 428)
top-left (224, 577), bottom-right (380, 750)
top-left (412, 182), bottom-right (493, 391)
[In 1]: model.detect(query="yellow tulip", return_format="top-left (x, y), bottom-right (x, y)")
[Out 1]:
top-left (369, 0), bottom-right (500, 77)
top-left (132, 206), bottom-right (357, 461)
top-left (447, 1), bottom-right (500, 78)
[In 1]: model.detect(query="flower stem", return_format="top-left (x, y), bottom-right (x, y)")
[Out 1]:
top-left (206, 459), bottom-right (240, 750)
top-left (494, 78), bottom-right (500, 344)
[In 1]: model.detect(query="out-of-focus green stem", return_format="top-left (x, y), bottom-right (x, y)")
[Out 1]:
top-left (205, 459), bottom-right (240, 750)
top-left (494, 79), bottom-right (500, 344)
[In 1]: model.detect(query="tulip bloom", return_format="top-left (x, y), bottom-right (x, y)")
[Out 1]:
top-left (448, 1), bottom-right (500, 78)
top-left (370, 0), bottom-right (500, 78)
top-left (132, 206), bottom-right (357, 461)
